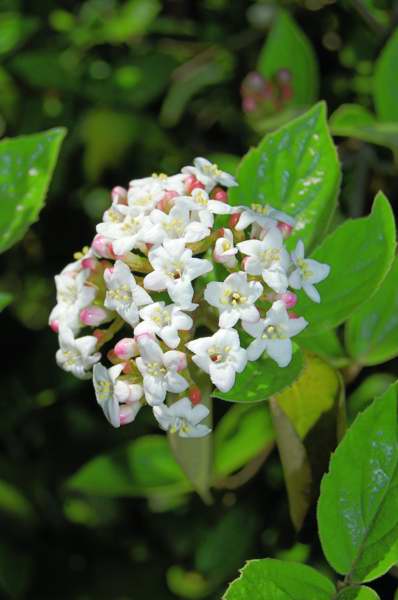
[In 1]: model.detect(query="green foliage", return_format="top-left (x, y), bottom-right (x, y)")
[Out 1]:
top-left (297, 193), bottom-right (396, 336)
top-left (336, 587), bottom-right (380, 599)
top-left (297, 329), bottom-right (349, 367)
top-left (318, 382), bottom-right (398, 582)
top-left (258, 11), bottom-right (319, 106)
top-left (0, 292), bottom-right (12, 312)
top-left (230, 103), bottom-right (341, 251)
top-left (346, 256), bottom-right (398, 365)
top-left (0, 128), bottom-right (66, 254)
top-left (347, 373), bottom-right (396, 422)
top-left (374, 28), bottom-right (398, 122)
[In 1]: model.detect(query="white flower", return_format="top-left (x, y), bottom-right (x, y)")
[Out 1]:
top-left (104, 260), bottom-right (152, 327)
top-left (136, 337), bottom-right (188, 405)
top-left (129, 172), bottom-right (185, 195)
top-left (93, 363), bottom-right (143, 428)
top-left (237, 227), bottom-right (291, 293)
top-left (204, 272), bottom-right (263, 328)
top-left (183, 157), bottom-right (237, 191)
top-left (127, 183), bottom-right (164, 213)
top-left (186, 328), bottom-right (247, 392)
top-left (243, 300), bottom-right (308, 367)
top-left (153, 397), bottom-right (210, 438)
top-left (234, 203), bottom-right (295, 232)
top-left (135, 302), bottom-right (193, 349)
top-left (214, 228), bottom-right (238, 269)
top-left (146, 205), bottom-right (210, 245)
top-left (50, 265), bottom-right (96, 332)
top-left (96, 206), bottom-right (147, 256)
top-left (176, 188), bottom-right (231, 222)
top-left (56, 326), bottom-right (100, 379)
top-left (144, 239), bottom-right (212, 308)
top-left (289, 241), bottom-right (330, 303)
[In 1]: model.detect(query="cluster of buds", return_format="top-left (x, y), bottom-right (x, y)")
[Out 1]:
top-left (241, 69), bottom-right (293, 115)
top-left (50, 157), bottom-right (330, 437)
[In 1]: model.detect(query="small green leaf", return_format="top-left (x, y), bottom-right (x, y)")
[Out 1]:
top-left (214, 345), bottom-right (304, 403)
top-left (297, 192), bottom-right (396, 336)
top-left (0, 479), bottom-right (35, 520)
top-left (336, 586), bottom-right (380, 599)
top-left (229, 102), bottom-right (341, 251)
top-left (258, 11), bottom-right (319, 106)
top-left (0, 127), bottom-right (66, 254)
top-left (0, 292), bottom-right (12, 312)
top-left (374, 29), bottom-right (398, 122)
top-left (223, 559), bottom-right (335, 600)
top-left (214, 403), bottom-right (274, 480)
top-left (318, 382), bottom-right (398, 582)
top-left (346, 257), bottom-right (398, 365)
top-left (330, 104), bottom-right (398, 152)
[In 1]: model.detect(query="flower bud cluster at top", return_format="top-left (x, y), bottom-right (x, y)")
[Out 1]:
top-left (50, 157), bottom-right (330, 438)
top-left (241, 69), bottom-right (294, 115)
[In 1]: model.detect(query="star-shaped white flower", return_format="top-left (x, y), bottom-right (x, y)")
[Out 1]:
top-left (176, 188), bottom-right (232, 225)
top-left (237, 227), bottom-right (291, 293)
top-left (50, 264), bottom-right (96, 332)
top-left (93, 363), bottom-right (143, 428)
top-left (127, 183), bottom-right (164, 214)
top-left (136, 337), bottom-right (188, 405)
top-left (213, 228), bottom-right (238, 269)
top-left (144, 239), bottom-right (212, 308)
top-left (135, 302), bottom-right (193, 349)
top-left (146, 205), bottom-right (210, 245)
top-left (153, 397), bottom-right (210, 438)
top-left (186, 328), bottom-right (247, 392)
top-left (129, 172), bottom-right (185, 195)
top-left (104, 260), bottom-right (152, 327)
top-left (243, 300), bottom-right (308, 367)
top-left (204, 271), bottom-right (263, 328)
top-left (97, 206), bottom-right (147, 256)
top-left (234, 203), bottom-right (295, 232)
top-left (56, 326), bottom-right (100, 379)
top-left (182, 157), bottom-right (237, 191)
top-left (289, 240), bottom-right (330, 303)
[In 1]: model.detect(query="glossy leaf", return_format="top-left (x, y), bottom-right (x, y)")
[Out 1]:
top-left (297, 193), bottom-right (396, 336)
top-left (347, 373), bottom-right (396, 423)
top-left (374, 29), bottom-right (398, 122)
top-left (214, 345), bottom-right (304, 403)
top-left (229, 102), bottom-right (340, 251)
top-left (330, 104), bottom-right (398, 152)
top-left (223, 559), bottom-right (335, 600)
top-left (318, 382), bottom-right (398, 582)
top-left (0, 292), bottom-right (12, 312)
top-left (346, 257), bottom-right (398, 365)
top-left (257, 11), bottom-right (319, 106)
top-left (336, 587), bottom-right (380, 600)
top-left (297, 328), bottom-right (349, 367)
top-left (0, 128), bottom-right (66, 254)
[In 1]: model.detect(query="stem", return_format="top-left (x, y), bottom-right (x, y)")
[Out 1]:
top-left (341, 361), bottom-right (363, 385)
top-left (95, 316), bottom-right (124, 350)
top-left (214, 443), bottom-right (274, 490)
top-left (123, 252), bottom-right (151, 273)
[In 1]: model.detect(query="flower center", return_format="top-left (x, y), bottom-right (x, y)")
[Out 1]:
top-left (164, 218), bottom-right (184, 236)
top-left (96, 379), bottom-right (112, 401)
top-left (203, 163), bottom-right (221, 177)
top-left (222, 288), bottom-right (247, 306)
top-left (260, 248), bottom-right (280, 267)
top-left (146, 362), bottom-right (167, 377)
top-left (297, 258), bottom-right (313, 280)
top-left (194, 191), bottom-right (209, 207)
top-left (107, 208), bottom-right (124, 223)
top-left (121, 216), bottom-right (141, 234)
top-left (152, 307), bottom-right (171, 327)
top-left (262, 324), bottom-right (285, 340)
top-left (151, 172), bottom-right (168, 181)
top-left (62, 349), bottom-right (80, 367)
top-left (251, 203), bottom-right (271, 216)
top-left (59, 283), bottom-right (78, 305)
top-left (108, 284), bottom-right (132, 304)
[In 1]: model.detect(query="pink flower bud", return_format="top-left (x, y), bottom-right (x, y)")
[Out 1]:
top-left (80, 306), bottom-right (108, 327)
top-left (189, 387), bottom-right (202, 406)
top-left (108, 243), bottom-right (125, 260)
top-left (111, 186), bottom-right (128, 205)
top-left (81, 257), bottom-right (97, 271)
top-left (288, 311), bottom-right (299, 319)
top-left (50, 319), bottom-right (59, 333)
top-left (211, 187), bottom-right (228, 203)
top-left (185, 175), bottom-right (205, 194)
top-left (279, 292), bottom-right (297, 309)
top-left (176, 353), bottom-right (187, 372)
top-left (92, 234), bottom-right (114, 258)
top-left (114, 338), bottom-right (138, 360)
top-left (229, 212), bottom-right (241, 229)
top-left (156, 190), bottom-right (178, 212)
top-left (134, 331), bottom-right (155, 344)
top-left (277, 221), bottom-right (293, 238)
top-left (119, 405), bottom-right (137, 426)
top-left (242, 96), bottom-right (257, 113)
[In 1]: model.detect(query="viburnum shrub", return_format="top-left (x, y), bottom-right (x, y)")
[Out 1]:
top-left (50, 156), bottom-right (330, 436)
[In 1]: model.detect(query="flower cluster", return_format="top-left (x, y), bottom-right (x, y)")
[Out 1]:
top-left (50, 157), bottom-right (330, 438)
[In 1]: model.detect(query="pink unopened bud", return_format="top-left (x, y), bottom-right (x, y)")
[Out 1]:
top-left (80, 306), bottom-right (108, 327)
top-left (81, 257), bottom-right (97, 271)
top-left (229, 212), bottom-right (241, 229)
top-left (119, 405), bottom-right (138, 426)
top-left (134, 331), bottom-right (155, 344)
top-left (108, 243), bottom-right (125, 260)
top-left (111, 186), bottom-right (128, 205)
top-left (114, 338), bottom-right (138, 360)
top-left (242, 96), bottom-right (257, 113)
top-left (50, 319), bottom-right (59, 333)
top-left (92, 234), bottom-right (114, 259)
top-left (277, 221), bottom-right (293, 238)
top-left (185, 175), bottom-right (205, 194)
top-left (189, 387), bottom-right (202, 406)
top-left (211, 187), bottom-right (228, 203)
top-left (279, 292), bottom-right (297, 309)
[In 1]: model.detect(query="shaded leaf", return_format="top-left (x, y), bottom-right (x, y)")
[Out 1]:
top-left (0, 292), bottom-right (12, 312)
top-left (374, 29), bottom-right (398, 122)
top-left (330, 104), bottom-right (398, 152)
top-left (336, 586), bottom-right (380, 599)
top-left (347, 373), bottom-right (396, 423)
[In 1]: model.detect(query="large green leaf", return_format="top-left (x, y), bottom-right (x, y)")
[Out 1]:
top-left (346, 257), bottom-right (398, 365)
top-left (0, 128), bottom-right (66, 254)
top-left (374, 28), bottom-right (398, 122)
top-left (223, 559), bottom-right (335, 600)
top-left (229, 102), bottom-right (340, 251)
top-left (330, 104), bottom-right (398, 153)
top-left (297, 328), bottom-right (349, 367)
top-left (257, 11), bottom-right (319, 106)
top-left (214, 345), bottom-right (304, 403)
top-left (336, 587), bottom-right (380, 600)
top-left (297, 192), bottom-right (396, 336)
top-left (318, 382), bottom-right (398, 582)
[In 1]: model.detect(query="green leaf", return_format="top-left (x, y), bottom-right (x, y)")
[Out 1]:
top-left (330, 104), bottom-right (398, 152)
top-left (0, 128), bottom-right (66, 254)
top-left (229, 102), bottom-right (341, 251)
top-left (214, 345), bottom-right (304, 403)
top-left (0, 292), bottom-right (12, 312)
top-left (374, 29), bottom-right (398, 122)
top-left (318, 382), bottom-right (398, 582)
top-left (297, 329), bottom-right (349, 367)
top-left (336, 586), bottom-right (380, 599)
top-left (0, 544), bottom-right (32, 598)
top-left (0, 479), bottom-right (35, 520)
top-left (347, 373), bottom-right (396, 423)
top-left (346, 257), bottom-right (398, 365)
top-left (258, 11), bottom-right (319, 106)
top-left (214, 403), bottom-right (274, 480)
top-left (296, 192), bottom-right (396, 336)
top-left (223, 559), bottom-right (335, 600)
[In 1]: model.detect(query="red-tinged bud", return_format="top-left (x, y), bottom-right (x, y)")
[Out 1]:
top-left (276, 68), bottom-right (292, 84)
top-left (50, 319), bottom-right (59, 333)
top-left (114, 338), bottom-right (138, 360)
top-left (242, 96), bottom-right (257, 113)
top-left (185, 175), bottom-right (205, 194)
top-left (211, 187), bottom-right (228, 203)
top-left (92, 234), bottom-right (114, 259)
top-left (111, 186), bottom-right (128, 205)
top-left (279, 292), bottom-right (297, 309)
top-left (107, 349), bottom-right (119, 364)
top-left (189, 387), bottom-right (202, 406)
top-left (81, 257), bottom-right (97, 271)
top-left (277, 221), bottom-right (293, 238)
top-left (229, 212), bottom-right (241, 229)
top-left (281, 85), bottom-right (293, 103)
top-left (80, 306), bottom-right (108, 327)
top-left (156, 190), bottom-right (178, 212)
top-left (288, 311), bottom-right (299, 319)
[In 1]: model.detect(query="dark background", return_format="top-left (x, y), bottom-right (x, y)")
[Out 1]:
top-left (0, 0), bottom-right (397, 598)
